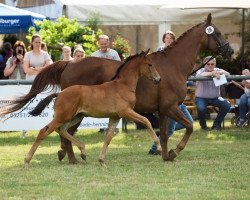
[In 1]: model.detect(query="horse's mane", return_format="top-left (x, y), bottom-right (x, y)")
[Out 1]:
top-left (151, 22), bottom-right (204, 56)
top-left (110, 51), bottom-right (144, 81)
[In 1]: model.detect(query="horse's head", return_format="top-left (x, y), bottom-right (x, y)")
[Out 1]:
top-left (139, 49), bottom-right (161, 84)
top-left (201, 13), bottom-right (233, 59)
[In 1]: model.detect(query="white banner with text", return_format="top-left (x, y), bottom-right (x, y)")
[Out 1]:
top-left (0, 85), bottom-right (121, 131)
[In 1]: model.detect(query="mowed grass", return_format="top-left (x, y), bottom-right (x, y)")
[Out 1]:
top-left (0, 120), bottom-right (249, 200)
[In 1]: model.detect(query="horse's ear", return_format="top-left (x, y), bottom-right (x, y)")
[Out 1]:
top-left (143, 48), bottom-right (150, 57)
top-left (206, 13), bottom-right (212, 25)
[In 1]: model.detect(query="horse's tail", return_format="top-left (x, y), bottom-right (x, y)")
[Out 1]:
top-left (0, 61), bottom-right (69, 117)
top-left (29, 93), bottom-right (58, 116)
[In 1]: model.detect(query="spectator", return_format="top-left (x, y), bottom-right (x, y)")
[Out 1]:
top-left (157, 30), bottom-right (176, 51)
top-left (72, 48), bottom-right (85, 62)
top-left (23, 34), bottom-right (53, 80)
top-left (0, 42), bottom-right (13, 79)
top-left (148, 30), bottom-right (193, 155)
top-left (4, 41), bottom-right (26, 79)
top-left (0, 53), bottom-right (5, 79)
top-left (62, 46), bottom-right (73, 61)
top-left (92, 34), bottom-right (121, 61)
top-left (237, 69), bottom-right (250, 127)
top-left (92, 34), bottom-right (121, 133)
top-left (41, 42), bottom-right (48, 52)
top-left (74, 44), bottom-right (83, 50)
top-left (195, 56), bottom-right (231, 131)
top-left (2, 42), bottom-right (13, 63)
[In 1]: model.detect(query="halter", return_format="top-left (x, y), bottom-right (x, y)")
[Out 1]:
top-left (189, 25), bottom-right (230, 76)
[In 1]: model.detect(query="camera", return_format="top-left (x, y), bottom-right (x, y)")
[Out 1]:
top-left (18, 49), bottom-right (22, 54)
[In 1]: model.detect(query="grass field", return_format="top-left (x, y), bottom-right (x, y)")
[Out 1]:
top-left (0, 120), bottom-right (249, 200)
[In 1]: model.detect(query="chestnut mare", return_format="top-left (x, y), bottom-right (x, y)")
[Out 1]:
top-left (1, 14), bottom-right (233, 163)
top-left (24, 50), bottom-right (161, 168)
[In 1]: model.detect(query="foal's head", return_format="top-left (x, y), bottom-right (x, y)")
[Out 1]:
top-left (138, 49), bottom-right (161, 84)
top-left (111, 49), bottom-right (161, 84)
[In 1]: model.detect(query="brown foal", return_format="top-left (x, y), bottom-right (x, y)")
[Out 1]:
top-left (24, 50), bottom-right (161, 168)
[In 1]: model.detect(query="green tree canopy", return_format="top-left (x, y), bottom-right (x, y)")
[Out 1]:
top-left (27, 16), bottom-right (102, 61)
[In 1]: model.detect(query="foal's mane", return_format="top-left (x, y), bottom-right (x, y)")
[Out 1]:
top-left (110, 51), bottom-right (144, 81)
top-left (151, 22), bottom-right (204, 56)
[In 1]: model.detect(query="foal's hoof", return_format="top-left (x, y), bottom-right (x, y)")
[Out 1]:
top-left (80, 153), bottom-right (87, 161)
top-left (98, 159), bottom-right (107, 168)
top-left (168, 149), bottom-right (178, 161)
top-left (58, 150), bottom-right (66, 161)
top-left (24, 163), bottom-right (29, 170)
top-left (24, 159), bottom-right (29, 170)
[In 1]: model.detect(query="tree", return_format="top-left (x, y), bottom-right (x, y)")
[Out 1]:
top-left (27, 16), bottom-right (102, 61)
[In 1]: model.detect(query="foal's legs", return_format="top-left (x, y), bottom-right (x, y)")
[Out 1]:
top-left (58, 122), bottom-right (81, 163)
top-left (122, 109), bottom-right (161, 152)
top-left (24, 120), bottom-right (61, 169)
top-left (57, 114), bottom-right (86, 162)
top-left (164, 106), bottom-right (193, 161)
top-left (99, 118), bottom-right (120, 167)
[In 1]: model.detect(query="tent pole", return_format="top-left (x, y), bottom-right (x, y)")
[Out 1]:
top-left (241, 8), bottom-right (245, 54)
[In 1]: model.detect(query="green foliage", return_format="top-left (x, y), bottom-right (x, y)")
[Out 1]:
top-left (27, 16), bottom-right (101, 60)
top-left (65, 26), bottom-right (103, 56)
top-left (112, 35), bottom-right (131, 60)
top-left (86, 11), bottom-right (103, 31)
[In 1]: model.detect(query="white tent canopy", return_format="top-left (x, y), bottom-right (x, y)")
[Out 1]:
top-left (60, 0), bottom-right (245, 51)
top-left (161, 0), bottom-right (250, 9)
top-left (61, 0), bottom-right (242, 25)
top-left (10, 0), bottom-right (249, 53)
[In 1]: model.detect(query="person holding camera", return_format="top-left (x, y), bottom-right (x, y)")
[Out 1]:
top-left (4, 41), bottom-right (26, 79)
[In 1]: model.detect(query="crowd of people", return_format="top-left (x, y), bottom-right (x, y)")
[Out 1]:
top-left (0, 32), bottom-right (249, 139)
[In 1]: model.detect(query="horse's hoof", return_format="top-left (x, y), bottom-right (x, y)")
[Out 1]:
top-left (58, 150), bottom-right (66, 161)
top-left (168, 149), bottom-right (178, 161)
top-left (80, 153), bottom-right (87, 161)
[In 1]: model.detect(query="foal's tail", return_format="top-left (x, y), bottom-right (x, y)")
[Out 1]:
top-left (0, 61), bottom-right (69, 117)
top-left (29, 93), bottom-right (59, 116)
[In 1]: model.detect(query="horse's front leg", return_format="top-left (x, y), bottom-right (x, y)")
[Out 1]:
top-left (99, 118), bottom-right (120, 167)
top-left (24, 121), bottom-right (60, 169)
top-left (167, 106), bottom-right (193, 161)
top-left (122, 109), bottom-right (161, 152)
top-left (158, 114), bottom-right (169, 161)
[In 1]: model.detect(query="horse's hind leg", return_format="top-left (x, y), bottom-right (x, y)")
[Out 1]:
top-left (99, 118), bottom-right (120, 167)
top-left (122, 109), bottom-right (161, 152)
top-left (57, 114), bottom-right (86, 163)
top-left (58, 122), bottom-right (81, 163)
top-left (24, 120), bottom-right (60, 169)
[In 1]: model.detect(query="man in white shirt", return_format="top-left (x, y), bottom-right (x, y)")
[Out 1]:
top-left (92, 35), bottom-right (121, 133)
top-left (92, 35), bottom-right (121, 61)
